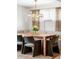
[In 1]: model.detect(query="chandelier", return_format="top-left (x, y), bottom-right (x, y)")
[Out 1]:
top-left (28, 0), bottom-right (43, 19)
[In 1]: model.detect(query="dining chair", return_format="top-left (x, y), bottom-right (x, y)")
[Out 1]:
top-left (22, 36), bottom-right (41, 57)
top-left (17, 35), bottom-right (23, 50)
top-left (47, 35), bottom-right (60, 56)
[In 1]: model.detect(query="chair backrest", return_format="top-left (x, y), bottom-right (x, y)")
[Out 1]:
top-left (23, 36), bottom-right (34, 44)
top-left (50, 35), bottom-right (59, 44)
top-left (17, 35), bottom-right (23, 42)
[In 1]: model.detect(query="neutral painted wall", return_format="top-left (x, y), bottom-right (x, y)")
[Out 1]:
top-left (17, 5), bottom-right (32, 32)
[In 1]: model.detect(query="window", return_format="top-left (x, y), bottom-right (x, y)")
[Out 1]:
top-left (40, 9), bottom-right (56, 21)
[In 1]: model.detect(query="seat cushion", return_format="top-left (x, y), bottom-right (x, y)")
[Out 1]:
top-left (25, 43), bottom-right (34, 47)
top-left (17, 41), bottom-right (22, 45)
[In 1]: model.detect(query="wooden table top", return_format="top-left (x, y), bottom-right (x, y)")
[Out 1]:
top-left (17, 32), bottom-right (55, 37)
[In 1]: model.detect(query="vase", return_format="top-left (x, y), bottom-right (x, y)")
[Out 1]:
top-left (33, 31), bottom-right (36, 34)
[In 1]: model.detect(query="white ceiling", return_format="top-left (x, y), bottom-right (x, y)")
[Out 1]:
top-left (17, 0), bottom-right (61, 8)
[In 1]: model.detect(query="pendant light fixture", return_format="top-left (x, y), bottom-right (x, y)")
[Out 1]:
top-left (28, 0), bottom-right (43, 19)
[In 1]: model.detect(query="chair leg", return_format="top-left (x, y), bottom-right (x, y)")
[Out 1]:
top-left (48, 45), bottom-right (53, 56)
top-left (22, 46), bottom-right (32, 54)
top-left (21, 44), bottom-right (24, 54)
top-left (22, 46), bottom-right (25, 54)
top-left (33, 40), bottom-right (41, 57)
top-left (33, 46), bottom-right (38, 57)
top-left (32, 47), bottom-right (34, 57)
top-left (47, 41), bottom-right (53, 56)
top-left (17, 45), bottom-right (22, 51)
top-left (53, 46), bottom-right (60, 53)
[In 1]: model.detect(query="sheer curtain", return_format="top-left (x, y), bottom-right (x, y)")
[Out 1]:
top-left (39, 9), bottom-right (56, 33)
top-left (55, 7), bottom-right (61, 32)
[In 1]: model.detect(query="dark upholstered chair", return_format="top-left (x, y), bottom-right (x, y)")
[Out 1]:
top-left (22, 36), bottom-right (41, 57)
top-left (17, 35), bottom-right (23, 50)
top-left (47, 35), bottom-right (60, 56)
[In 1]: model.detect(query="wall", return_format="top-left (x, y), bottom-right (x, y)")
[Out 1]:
top-left (17, 5), bottom-right (32, 32)
top-left (17, 5), bottom-right (61, 33)
top-left (39, 20), bottom-right (56, 33)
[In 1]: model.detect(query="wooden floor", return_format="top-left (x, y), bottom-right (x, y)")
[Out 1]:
top-left (17, 51), bottom-right (60, 59)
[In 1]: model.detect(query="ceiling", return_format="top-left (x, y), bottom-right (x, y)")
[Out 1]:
top-left (17, 0), bottom-right (61, 8)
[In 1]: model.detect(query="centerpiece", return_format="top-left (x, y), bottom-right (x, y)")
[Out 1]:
top-left (32, 25), bottom-right (39, 34)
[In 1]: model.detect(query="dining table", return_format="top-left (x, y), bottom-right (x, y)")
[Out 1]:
top-left (17, 32), bottom-right (55, 56)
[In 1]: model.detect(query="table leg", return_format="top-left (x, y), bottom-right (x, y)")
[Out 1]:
top-left (21, 44), bottom-right (23, 53)
top-left (43, 37), bottom-right (46, 56)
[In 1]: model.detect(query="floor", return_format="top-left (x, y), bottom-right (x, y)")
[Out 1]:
top-left (17, 51), bottom-right (60, 59)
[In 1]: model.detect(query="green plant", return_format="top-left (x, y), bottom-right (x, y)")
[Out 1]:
top-left (32, 25), bottom-right (39, 32)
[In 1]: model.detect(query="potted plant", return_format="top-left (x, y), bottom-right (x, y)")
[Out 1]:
top-left (32, 25), bottom-right (39, 34)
